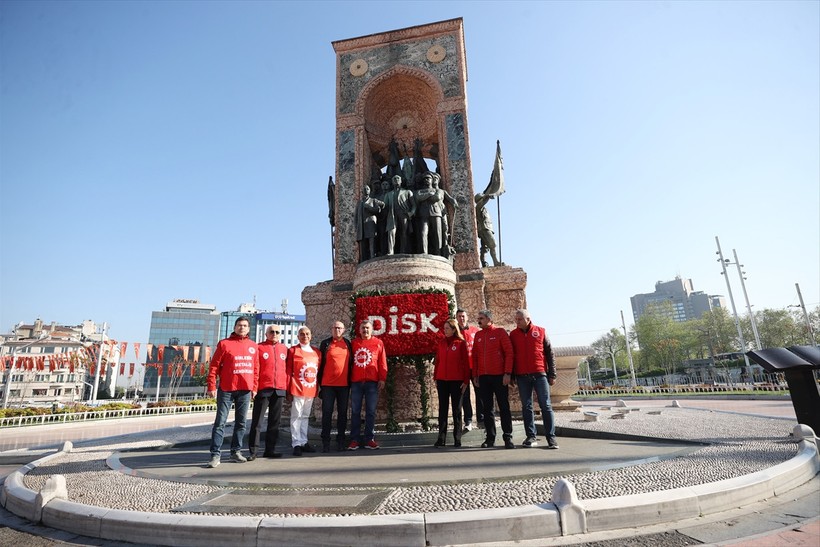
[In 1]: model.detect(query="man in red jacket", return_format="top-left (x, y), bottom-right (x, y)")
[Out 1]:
top-left (348, 320), bottom-right (387, 450)
top-left (206, 317), bottom-right (259, 468)
top-left (472, 309), bottom-right (515, 449)
top-left (510, 309), bottom-right (559, 449)
top-left (456, 308), bottom-right (481, 431)
top-left (248, 325), bottom-right (288, 460)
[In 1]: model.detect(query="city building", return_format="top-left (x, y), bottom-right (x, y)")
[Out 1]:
top-left (0, 319), bottom-right (111, 407)
top-left (631, 277), bottom-right (725, 323)
top-left (142, 299), bottom-right (221, 400)
top-left (141, 299), bottom-right (306, 400)
top-left (219, 302), bottom-right (306, 347)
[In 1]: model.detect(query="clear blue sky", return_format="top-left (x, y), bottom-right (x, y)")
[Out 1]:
top-left (1, 0), bottom-right (818, 351)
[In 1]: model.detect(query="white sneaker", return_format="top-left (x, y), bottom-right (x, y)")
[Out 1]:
top-left (230, 452), bottom-right (247, 463)
top-left (464, 423), bottom-right (474, 432)
top-left (207, 455), bottom-right (220, 468)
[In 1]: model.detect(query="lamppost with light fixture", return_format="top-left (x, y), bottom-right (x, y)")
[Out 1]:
top-left (715, 236), bottom-right (752, 370)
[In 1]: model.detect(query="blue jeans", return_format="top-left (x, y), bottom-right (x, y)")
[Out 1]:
top-left (516, 374), bottom-right (555, 440)
top-left (350, 381), bottom-right (379, 443)
top-left (210, 389), bottom-right (251, 456)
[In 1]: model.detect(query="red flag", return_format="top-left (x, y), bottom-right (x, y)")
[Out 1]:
top-left (120, 363), bottom-right (125, 375)
top-left (129, 363), bottom-right (135, 377)
top-left (199, 363), bottom-right (206, 376)
top-left (48, 359), bottom-right (55, 372)
top-left (133, 342), bottom-right (141, 361)
top-left (146, 344), bottom-right (153, 361)
top-left (193, 346), bottom-right (201, 362)
top-left (90, 364), bottom-right (96, 375)
top-left (156, 363), bottom-right (163, 377)
top-left (205, 346), bottom-right (211, 362)
top-left (120, 341), bottom-right (127, 359)
top-left (157, 345), bottom-right (165, 362)
top-left (183, 346), bottom-right (190, 361)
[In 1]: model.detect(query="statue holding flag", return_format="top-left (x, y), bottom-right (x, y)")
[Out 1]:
top-left (475, 140), bottom-right (505, 267)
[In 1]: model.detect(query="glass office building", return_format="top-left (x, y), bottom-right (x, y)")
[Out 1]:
top-left (143, 299), bottom-right (221, 398)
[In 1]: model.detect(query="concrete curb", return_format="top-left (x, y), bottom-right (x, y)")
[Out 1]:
top-left (1, 429), bottom-right (818, 546)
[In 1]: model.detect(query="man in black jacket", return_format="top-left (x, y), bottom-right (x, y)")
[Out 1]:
top-left (317, 321), bottom-right (354, 452)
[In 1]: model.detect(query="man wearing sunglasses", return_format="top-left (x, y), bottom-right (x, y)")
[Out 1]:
top-left (248, 325), bottom-right (288, 460)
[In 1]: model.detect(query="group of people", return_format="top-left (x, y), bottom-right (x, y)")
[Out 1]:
top-left (356, 170), bottom-right (458, 262)
top-left (206, 317), bottom-right (387, 467)
top-left (434, 308), bottom-right (558, 450)
top-left (205, 307), bottom-right (557, 467)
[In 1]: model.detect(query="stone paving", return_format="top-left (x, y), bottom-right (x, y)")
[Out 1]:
top-left (19, 405), bottom-right (799, 518)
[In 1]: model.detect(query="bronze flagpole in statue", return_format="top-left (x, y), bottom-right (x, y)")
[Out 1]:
top-left (476, 140), bottom-right (505, 266)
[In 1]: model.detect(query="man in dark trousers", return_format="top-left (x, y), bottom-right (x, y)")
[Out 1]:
top-left (248, 325), bottom-right (288, 459)
top-left (472, 309), bottom-right (515, 449)
top-left (456, 309), bottom-right (481, 431)
top-left (318, 320), bottom-right (354, 452)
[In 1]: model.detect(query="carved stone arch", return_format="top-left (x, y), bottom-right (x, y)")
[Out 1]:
top-left (355, 65), bottom-right (445, 170)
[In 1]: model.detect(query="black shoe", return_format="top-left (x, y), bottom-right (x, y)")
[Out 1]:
top-left (263, 452), bottom-right (282, 459)
top-left (481, 440), bottom-right (495, 448)
top-left (434, 438), bottom-right (445, 448)
top-left (504, 438), bottom-right (515, 449)
top-left (336, 442), bottom-right (345, 452)
top-left (247, 454), bottom-right (256, 461)
top-left (322, 444), bottom-right (331, 453)
top-left (302, 443), bottom-right (316, 453)
top-left (453, 440), bottom-right (462, 448)
top-left (293, 446), bottom-right (302, 456)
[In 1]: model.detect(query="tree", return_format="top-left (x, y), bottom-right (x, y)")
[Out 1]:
top-left (591, 328), bottom-right (627, 381)
top-left (634, 302), bottom-right (687, 381)
top-left (743, 308), bottom-right (800, 348)
top-left (693, 308), bottom-right (738, 357)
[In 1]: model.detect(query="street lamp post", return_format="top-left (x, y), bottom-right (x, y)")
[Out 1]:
top-left (731, 249), bottom-right (762, 350)
top-left (715, 236), bottom-right (752, 369)
top-left (793, 283), bottom-right (816, 346)
top-left (621, 310), bottom-right (638, 387)
top-left (2, 334), bottom-right (49, 409)
top-left (90, 322), bottom-right (107, 403)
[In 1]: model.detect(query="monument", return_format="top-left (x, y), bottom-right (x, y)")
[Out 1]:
top-left (303, 19), bottom-right (585, 425)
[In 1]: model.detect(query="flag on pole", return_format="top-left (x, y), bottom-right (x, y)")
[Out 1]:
top-left (481, 140), bottom-right (506, 197)
top-left (133, 342), bottom-right (141, 362)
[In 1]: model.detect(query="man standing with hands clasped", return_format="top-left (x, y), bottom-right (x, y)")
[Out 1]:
top-left (510, 309), bottom-right (559, 449)
top-left (472, 309), bottom-right (515, 449)
top-left (318, 321), bottom-right (353, 452)
top-left (248, 324), bottom-right (288, 460)
top-left (206, 316), bottom-right (258, 468)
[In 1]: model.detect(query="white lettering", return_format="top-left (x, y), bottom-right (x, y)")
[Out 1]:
top-left (400, 314), bottom-right (417, 333)
top-left (368, 315), bottom-right (386, 335)
top-left (388, 306), bottom-right (399, 334)
top-left (420, 313), bottom-right (439, 333)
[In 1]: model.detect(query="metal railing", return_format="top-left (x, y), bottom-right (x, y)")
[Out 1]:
top-left (0, 403), bottom-right (216, 428)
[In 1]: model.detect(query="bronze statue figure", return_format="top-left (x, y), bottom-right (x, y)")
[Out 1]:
top-left (355, 185), bottom-right (385, 262)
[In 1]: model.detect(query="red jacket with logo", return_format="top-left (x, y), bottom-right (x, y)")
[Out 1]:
top-left (351, 336), bottom-right (388, 383)
top-left (257, 340), bottom-right (288, 391)
top-left (434, 335), bottom-right (471, 383)
top-left (206, 333), bottom-right (259, 392)
top-left (286, 344), bottom-right (319, 398)
top-left (472, 325), bottom-right (513, 376)
top-left (510, 323), bottom-right (557, 379)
